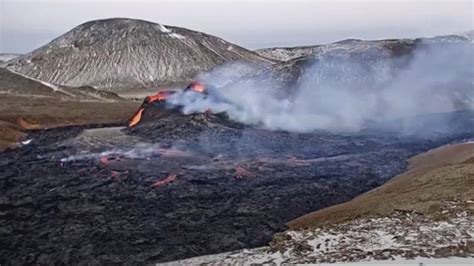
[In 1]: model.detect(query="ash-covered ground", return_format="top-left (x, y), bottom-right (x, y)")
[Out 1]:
top-left (0, 108), bottom-right (473, 264)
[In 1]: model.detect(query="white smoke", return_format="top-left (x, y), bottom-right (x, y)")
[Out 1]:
top-left (59, 143), bottom-right (166, 162)
top-left (168, 43), bottom-right (473, 132)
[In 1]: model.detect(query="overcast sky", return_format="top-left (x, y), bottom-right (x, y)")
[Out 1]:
top-left (0, 0), bottom-right (472, 53)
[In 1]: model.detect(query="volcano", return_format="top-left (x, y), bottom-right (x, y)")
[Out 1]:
top-left (5, 18), bottom-right (271, 91)
top-left (1, 78), bottom-right (472, 264)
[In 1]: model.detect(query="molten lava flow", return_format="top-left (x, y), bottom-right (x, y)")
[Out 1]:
top-left (185, 81), bottom-right (207, 94)
top-left (146, 91), bottom-right (175, 103)
top-left (128, 91), bottom-right (177, 127)
top-left (152, 174), bottom-right (177, 188)
top-left (129, 108), bottom-right (145, 127)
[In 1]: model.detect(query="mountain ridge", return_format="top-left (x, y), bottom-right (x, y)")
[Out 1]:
top-left (256, 34), bottom-right (473, 61)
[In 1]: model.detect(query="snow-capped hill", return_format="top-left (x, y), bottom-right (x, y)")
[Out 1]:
top-left (6, 18), bottom-right (271, 91)
top-left (249, 35), bottom-right (474, 114)
top-left (256, 39), bottom-right (416, 61)
top-left (256, 34), bottom-right (472, 61)
top-left (420, 34), bottom-right (472, 44)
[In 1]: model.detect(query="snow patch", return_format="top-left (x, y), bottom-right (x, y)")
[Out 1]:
top-left (157, 24), bottom-right (185, 40)
top-left (21, 139), bottom-right (32, 145)
top-left (158, 24), bottom-right (171, 33)
top-left (169, 33), bottom-right (185, 40)
top-left (163, 211), bottom-right (473, 265)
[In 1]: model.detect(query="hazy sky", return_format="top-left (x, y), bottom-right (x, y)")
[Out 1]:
top-left (0, 0), bottom-right (472, 53)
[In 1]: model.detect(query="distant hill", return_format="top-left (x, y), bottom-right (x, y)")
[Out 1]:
top-left (256, 34), bottom-right (472, 61)
top-left (5, 18), bottom-right (271, 91)
top-left (249, 35), bottom-right (474, 113)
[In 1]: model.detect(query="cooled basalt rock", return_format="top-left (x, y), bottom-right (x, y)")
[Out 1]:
top-left (0, 110), bottom-right (473, 264)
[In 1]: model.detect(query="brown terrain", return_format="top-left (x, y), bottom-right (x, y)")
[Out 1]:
top-left (0, 67), bottom-right (144, 151)
top-left (289, 142), bottom-right (474, 229)
top-left (0, 95), bottom-right (140, 151)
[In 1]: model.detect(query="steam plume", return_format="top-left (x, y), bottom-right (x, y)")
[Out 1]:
top-left (168, 43), bottom-right (473, 133)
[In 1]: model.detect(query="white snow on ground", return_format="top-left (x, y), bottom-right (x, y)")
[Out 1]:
top-left (161, 257), bottom-right (472, 265)
top-left (157, 24), bottom-right (185, 39)
top-left (158, 24), bottom-right (172, 33)
top-left (257, 33), bottom-right (472, 62)
top-left (160, 209), bottom-right (473, 265)
top-left (169, 33), bottom-right (186, 40)
top-left (321, 257), bottom-right (473, 265)
top-left (21, 139), bottom-right (32, 145)
top-left (256, 41), bottom-right (392, 62)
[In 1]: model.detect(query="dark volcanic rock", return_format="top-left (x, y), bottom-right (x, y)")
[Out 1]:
top-left (0, 109), bottom-right (473, 264)
top-left (6, 18), bottom-right (271, 91)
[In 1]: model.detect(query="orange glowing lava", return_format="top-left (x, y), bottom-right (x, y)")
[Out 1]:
top-left (128, 91), bottom-right (176, 127)
top-left (152, 174), bottom-right (177, 188)
top-left (129, 108), bottom-right (144, 127)
top-left (99, 154), bottom-right (123, 166)
top-left (185, 81), bottom-right (207, 93)
top-left (99, 156), bottom-right (109, 166)
top-left (146, 91), bottom-right (174, 103)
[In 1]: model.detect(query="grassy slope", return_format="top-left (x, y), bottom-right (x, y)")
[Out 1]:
top-left (289, 142), bottom-right (474, 229)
